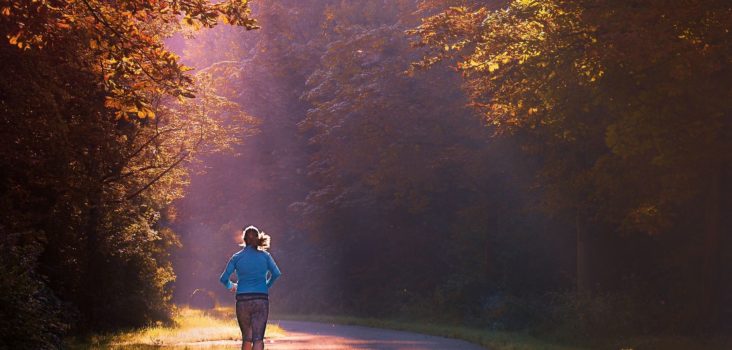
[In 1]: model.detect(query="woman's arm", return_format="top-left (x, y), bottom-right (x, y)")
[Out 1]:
top-left (265, 253), bottom-right (282, 289)
top-left (219, 255), bottom-right (237, 291)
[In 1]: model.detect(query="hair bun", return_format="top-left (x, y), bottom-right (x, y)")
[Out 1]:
top-left (257, 231), bottom-right (271, 251)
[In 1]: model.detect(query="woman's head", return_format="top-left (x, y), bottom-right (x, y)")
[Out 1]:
top-left (240, 225), bottom-right (271, 250)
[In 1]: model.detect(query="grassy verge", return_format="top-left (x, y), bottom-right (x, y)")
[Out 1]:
top-left (609, 336), bottom-right (731, 350)
top-left (67, 306), bottom-right (284, 349)
top-left (270, 313), bottom-right (585, 350)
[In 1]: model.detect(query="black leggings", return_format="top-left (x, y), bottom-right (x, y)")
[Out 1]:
top-left (235, 294), bottom-right (269, 342)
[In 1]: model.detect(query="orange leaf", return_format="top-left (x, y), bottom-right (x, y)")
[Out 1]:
top-left (8, 33), bottom-right (19, 45)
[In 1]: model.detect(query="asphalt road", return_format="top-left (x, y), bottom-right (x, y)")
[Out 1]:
top-left (183, 320), bottom-right (487, 349)
top-left (262, 320), bottom-right (486, 350)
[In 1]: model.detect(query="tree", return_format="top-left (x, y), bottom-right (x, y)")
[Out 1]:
top-left (2, 0), bottom-right (258, 118)
top-left (0, 0), bottom-right (258, 342)
top-left (292, 0), bottom-right (560, 317)
top-left (410, 0), bottom-right (732, 325)
top-left (410, 0), bottom-right (608, 293)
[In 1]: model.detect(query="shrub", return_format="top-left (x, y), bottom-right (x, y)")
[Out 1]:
top-left (0, 230), bottom-right (71, 350)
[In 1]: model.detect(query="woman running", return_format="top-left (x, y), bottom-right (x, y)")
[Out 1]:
top-left (220, 225), bottom-right (282, 350)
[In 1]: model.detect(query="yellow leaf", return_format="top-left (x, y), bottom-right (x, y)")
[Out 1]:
top-left (104, 97), bottom-right (120, 109)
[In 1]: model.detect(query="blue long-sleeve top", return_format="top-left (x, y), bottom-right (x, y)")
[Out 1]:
top-left (219, 246), bottom-right (282, 294)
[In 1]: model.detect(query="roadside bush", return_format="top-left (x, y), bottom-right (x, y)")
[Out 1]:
top-left (478, 293), bottom-right (550, 331)
top-left (0, 230), bottom-right (70, 350)
top-left (543, 292), bottom-right (639, 340)
top-left (474, 290), bottom-right (670, 340)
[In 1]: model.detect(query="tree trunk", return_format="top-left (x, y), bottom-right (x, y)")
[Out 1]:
top-left (79, 189), bottom-right (104, 330)
top-left (700, 166), bottom-right (723, 325)
top-left (576, 207), bottom-right (591, 294)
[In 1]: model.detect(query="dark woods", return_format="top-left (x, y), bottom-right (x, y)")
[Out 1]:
top-left (0, 1), bottom-right (257, 348)
top-left (1, 0), bottom-right (731, 349)
top-left (176, 0), bottom-right (732, 342)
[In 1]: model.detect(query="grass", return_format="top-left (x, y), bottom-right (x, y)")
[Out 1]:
top-left (608, 335), bottom-right (732, 350)
top-left (67, 306), bottom-right (284, 349)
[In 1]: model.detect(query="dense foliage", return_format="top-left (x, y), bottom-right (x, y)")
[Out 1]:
top-left (2, 0), bottom-right (730, 348)
top-left (0, 0), bottom-right (256, 347)
top-left (173, 0), bottom-right (731, 344)
top-left (411, 0), bottom-right (732, 328)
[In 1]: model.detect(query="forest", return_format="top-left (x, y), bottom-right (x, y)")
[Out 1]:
top-left (1, 0), bottom-right (730, 349)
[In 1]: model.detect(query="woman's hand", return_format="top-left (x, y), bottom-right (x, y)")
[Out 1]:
top-left (229, 283), bottom-right (237, 292)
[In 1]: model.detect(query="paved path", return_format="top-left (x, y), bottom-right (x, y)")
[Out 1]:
top-left (183, 320), bottom-right (487, 350)
top-left (265, 320), bottom-right (486, 349)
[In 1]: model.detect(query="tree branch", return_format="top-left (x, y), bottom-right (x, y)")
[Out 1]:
top-left (125, 151), bottom-right (189, 200)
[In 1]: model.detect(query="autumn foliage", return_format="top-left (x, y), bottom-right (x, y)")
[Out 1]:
top-left (0, 0), bottom-right (257, 347)
top-left (1, 0), bottom-right (731, 348)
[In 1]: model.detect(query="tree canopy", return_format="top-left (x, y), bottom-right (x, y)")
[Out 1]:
top-left (2, 1), bottom-right (731, 348)
top-left (1, 0), bottom-right (257, 346)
